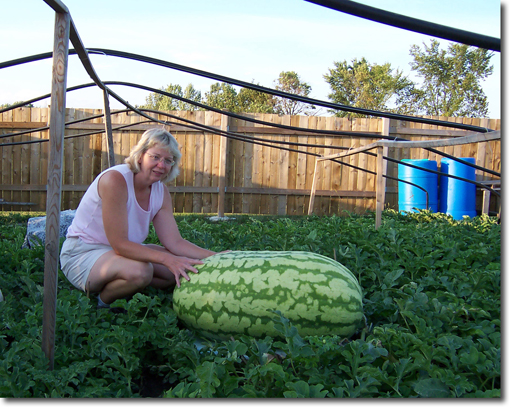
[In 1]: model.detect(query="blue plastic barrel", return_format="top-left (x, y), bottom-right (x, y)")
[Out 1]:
top-left (439, 157), bottom-right (476, 220)
top-left (398, 159), bottom-right (438, 213)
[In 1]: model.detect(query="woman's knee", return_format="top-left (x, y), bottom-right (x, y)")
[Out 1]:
top-left (127, 262), bottom-right (154, 288)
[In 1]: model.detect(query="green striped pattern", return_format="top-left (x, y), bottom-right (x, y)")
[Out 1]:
top-left (172, 250), bottom-right (363, 339)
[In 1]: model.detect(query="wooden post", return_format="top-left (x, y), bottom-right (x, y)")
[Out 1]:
top-left (42, 10), bottom-right (70, 370)
top-left (217, 114), bottom-right (229, 217)
top-left (102, 89), bottom-right (115, 167)
top-left (482, 189), bottom-right (491, 215)
top-left (375, 145), bottom-right (384, 229)
top-left (308, 158), bottom-right (319, 215)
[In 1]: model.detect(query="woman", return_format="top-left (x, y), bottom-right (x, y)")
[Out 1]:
top-left (60, 128), bottom-right (218, 310)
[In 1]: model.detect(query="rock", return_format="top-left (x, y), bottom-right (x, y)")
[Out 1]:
top-left (0, 289), bottom-right (3, 303)
top-left (207, 216), bottom-right (236, 222)
top-left (22, 210), bottom-right (76, 248)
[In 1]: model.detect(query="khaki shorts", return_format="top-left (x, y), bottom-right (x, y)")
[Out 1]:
top-left (60, 236), bottom-right (113, 292)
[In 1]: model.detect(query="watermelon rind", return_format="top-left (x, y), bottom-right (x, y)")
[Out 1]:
top-left (172, 250), bottom-right (364, 340)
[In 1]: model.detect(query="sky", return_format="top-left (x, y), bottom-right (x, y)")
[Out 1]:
top-left (0, 0), bottom-right (503, 118)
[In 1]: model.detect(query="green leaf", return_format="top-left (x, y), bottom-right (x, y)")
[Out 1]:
top-left (464, 389), bottom-right (501, 398)
top-left (459, 345), bottom-right (481, 366)
top-left (383, 269), bottom-right (405, 288)
top-left (258, 362), bottom-right (287, 379)
top-left (163, 382), bottom-right (200, 398)
top-left (196, 361), bottom-right (221, 398)
top-left (414, 378), bottom-right (451, 398)
top-left (284, 381), bottom-right (328, 398)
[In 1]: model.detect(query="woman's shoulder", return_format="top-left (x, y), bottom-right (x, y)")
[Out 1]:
top-left (98, 166), bottom-right (129, 192)
top-left (106, 163), bottom-right (131, 175)
top-left (99, 164), bottom-right (131, 180)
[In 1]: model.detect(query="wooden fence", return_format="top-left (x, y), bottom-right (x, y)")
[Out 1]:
top-left (0, 107), bottom-right (501, 216)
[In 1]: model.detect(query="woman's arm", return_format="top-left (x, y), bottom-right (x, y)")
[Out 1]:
top-left (98, 171), bottom-right (204, 286)
top-left (153, 189), bottom-right (216, 260)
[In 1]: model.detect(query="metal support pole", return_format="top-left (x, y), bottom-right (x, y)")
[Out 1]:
top-left (102, 89), bottom-right (115, 167)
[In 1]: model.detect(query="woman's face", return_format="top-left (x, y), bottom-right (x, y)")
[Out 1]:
top-left (138, 145), bottom-right (175, 183)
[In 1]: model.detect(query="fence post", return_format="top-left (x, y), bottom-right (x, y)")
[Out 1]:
top-left (217, 114), bottom-right (229, 216)
top-left (42, 9), bottom-right (70, 371)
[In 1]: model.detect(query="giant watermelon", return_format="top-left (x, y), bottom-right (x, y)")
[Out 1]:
top-left (172, 250), bottom-right (364, 340)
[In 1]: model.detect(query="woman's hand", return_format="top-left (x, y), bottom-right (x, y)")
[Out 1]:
top-left (163, 254), bottom-right (205, 288)
top-left (213, 250), bottom-right (232, 256)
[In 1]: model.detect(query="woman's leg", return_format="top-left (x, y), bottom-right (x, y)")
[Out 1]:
top-left (86, 251), bottom-right (154, 304)
top-left (86, 245), bottom-right (181, 304)
top-left (144, 244), bottom-right (178, 289)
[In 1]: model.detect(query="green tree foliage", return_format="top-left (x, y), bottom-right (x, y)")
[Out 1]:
top-left (408, 39), bottom-right (494, 117)
top-left (139, 81), bottom-right (274, 114)
top-left (272, 71), bottom-right (316, 115)
top-left (203, 82), bottom-right (240, 112)
top-left (324, 58), bottom-right (415, 118)
top-left (138, 83), bottom-right (202, 111)
top-left (0, 102), bottom-right (34, 109)
top-left (238, 87), bottom-right (275, 114)
top-left (204, 82), bottom-right (274, 113)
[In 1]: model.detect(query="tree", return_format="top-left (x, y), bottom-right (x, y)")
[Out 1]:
top-left (408, 39), bottom-right (494, 117)
top-left (237, 86), bottom-right (275, 114)
top-left (203, 82), bottom-right (275, 113)
top-left (272, 71), bottom-right (316, 115)
top-left (203, 82), bottom-right (240, 112)
top-left (0, 102), bottom-right (34, 109)
top-left (138, 83), bottom-right (201, 111)
top-left (324, 58), bottom-right (415, 117)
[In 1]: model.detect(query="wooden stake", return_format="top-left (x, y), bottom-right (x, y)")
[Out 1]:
top-left (42, 10), bottom-right (70, 371)
top-left (308, 158), bottom-right (319, 215)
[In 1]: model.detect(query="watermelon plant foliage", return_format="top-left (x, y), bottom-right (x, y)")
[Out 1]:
top-left (0, 210), bottom-right (501, 398)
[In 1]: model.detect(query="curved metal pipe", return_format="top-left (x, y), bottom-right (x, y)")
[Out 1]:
top-left (305, 0), bottom-right (500, 51)
top-left (0, 49), bottom-right (493, 133)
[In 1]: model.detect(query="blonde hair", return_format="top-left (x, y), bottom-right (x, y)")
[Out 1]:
top-left (125, 128), bottom-right (182, 183)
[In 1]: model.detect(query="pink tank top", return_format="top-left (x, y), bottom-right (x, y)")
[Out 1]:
top-left (67, 164), bottom-right (165, 245)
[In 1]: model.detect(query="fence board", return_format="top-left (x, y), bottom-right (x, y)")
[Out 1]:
top-left (203, 111), bottom-right (214, 213)
top-left (260, 114), bottom-right (273, 214)
top-left (287, 115), bottom-right (299, 215)
top-left (1, 109), bottom-right (13, 209)
top-left (365, 117), bottom-right (379, 211)
top-left (250, 114), bottom-right (263, 215)
top-left (193, 110), bottom-right (205, 213)
top-left (292, 115), bottom-right (307, 215)
top-left (277, 115), bottom-right (290, 215)
top-left (231, 117), bottom-right (245, 214)
top-left (63, 108), bottom-right (74, 209)
top-left (326, 117), bottom-right (338, 215)
top-left (20, 108), bottom-right (31, 209)
top-left (12, 109), bottom-right (23, 207)
top-left (336, 117), bottom-right (352, 213)
top-left (242, 115), bottom-right (254, 215)
top-left (184, 112), bottom-right (195, 213)
top-left (0, 108), bottom-right (501, 216)
top-left (355, 118), bottom-right (370, 213)
top-left (173, 112), bottom-right (186, 212)
top-left (29, 108), bottom-right (43, 208)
